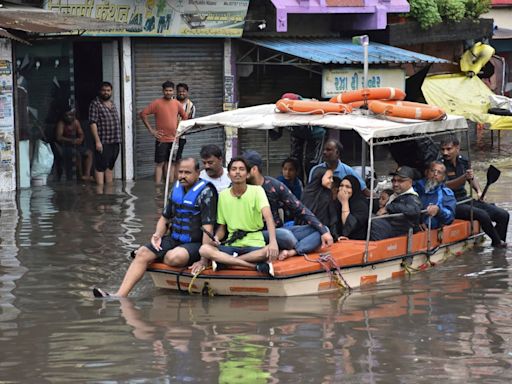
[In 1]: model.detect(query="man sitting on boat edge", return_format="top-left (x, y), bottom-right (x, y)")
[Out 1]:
top-left (92, 158), bottom-right (218, 298)
top-left (195, 157), bottom-right (278, 276)
top-left (371, 166), bottom-right (423, 241)
top-left (243, 150), bottom-right (334, 260)
top-left (440, 136), bottom-right (509, 248)
top-left (414, 161), bottom-right (456, 229)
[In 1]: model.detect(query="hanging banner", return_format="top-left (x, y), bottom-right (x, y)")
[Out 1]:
top-left (44, 0), bottom-right (250, 37)
top-left (322, 68), bottom-right (405, 98)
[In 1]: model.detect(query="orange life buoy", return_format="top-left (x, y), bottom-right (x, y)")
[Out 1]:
top-left (368, 100), bottom-right (446, 121)
top-left (276, 99), bottom-right (352, 115)
top-left (329, 87), bottom-right (406, 104)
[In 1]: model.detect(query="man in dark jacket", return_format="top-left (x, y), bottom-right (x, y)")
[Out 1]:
top-left (440, 136), bottom-right (509, 248)
top-left (414, 161), bottom-right (456, 229)
top-left (243, 150), bottom-right (333, 260)
top-left (371, 166), bottom-right (422, 240)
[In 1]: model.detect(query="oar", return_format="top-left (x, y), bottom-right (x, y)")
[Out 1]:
top-left (479, 165), bottom-right (501, 201)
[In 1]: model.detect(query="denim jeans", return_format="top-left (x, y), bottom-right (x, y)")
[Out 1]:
top-left (263, 225), bottom-right (321, 255)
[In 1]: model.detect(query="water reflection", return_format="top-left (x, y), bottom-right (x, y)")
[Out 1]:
top-left (0, 137), bottom-right (510, 382)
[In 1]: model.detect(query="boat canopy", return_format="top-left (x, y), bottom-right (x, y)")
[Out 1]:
top-left (178, 104), bottom-right (468, 143)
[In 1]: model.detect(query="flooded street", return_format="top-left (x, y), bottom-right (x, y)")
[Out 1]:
top-left (1, 135), bottom-right (512, 383)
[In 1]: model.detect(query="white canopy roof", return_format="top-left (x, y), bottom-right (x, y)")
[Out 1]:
top-left (178, 104), bottom-right (468, 143)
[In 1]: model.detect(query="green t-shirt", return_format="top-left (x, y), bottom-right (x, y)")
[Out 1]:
top-left (217, 185), bottom-right (269, 247)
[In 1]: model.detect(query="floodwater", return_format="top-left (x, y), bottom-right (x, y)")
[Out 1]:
top-left (1, 135), bottom-right (512, 383)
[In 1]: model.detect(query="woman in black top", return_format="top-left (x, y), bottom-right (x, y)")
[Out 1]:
top-left (301, 168), bottom-right (339, 237)
top-left (336, 175), bottom-right (369, 240)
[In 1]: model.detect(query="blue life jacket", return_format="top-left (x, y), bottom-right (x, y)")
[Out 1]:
top-left (170, 179), bottom-right (209, 243)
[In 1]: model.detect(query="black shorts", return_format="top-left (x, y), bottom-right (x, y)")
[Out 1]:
top-left (144, 235), bottom-right (201, 265)
top-left (154, 138), bottom-right (186, 164)
top-left (94, 143), bottom-right (120, 172)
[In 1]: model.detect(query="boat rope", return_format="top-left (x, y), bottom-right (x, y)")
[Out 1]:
top-left (304, 252), bottom-right (351, 291)
top-left (187, 265), bottom-right (213, 295)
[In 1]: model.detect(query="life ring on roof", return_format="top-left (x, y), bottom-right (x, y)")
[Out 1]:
top-left (329, 87), bottom-right (406, 104)
top-left (276, 99), bottom-right (352, 115)
top-left (368, 100), bottom-right (446, 121)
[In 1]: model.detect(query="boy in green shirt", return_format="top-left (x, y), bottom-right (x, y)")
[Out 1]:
top-left (196, 157), bottom-right (278, 276)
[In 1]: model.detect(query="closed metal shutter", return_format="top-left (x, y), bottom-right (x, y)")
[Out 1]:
top-left (133, 38), bottom-right (224, 179)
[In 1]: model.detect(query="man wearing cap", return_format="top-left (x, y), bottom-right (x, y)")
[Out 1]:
top-left (281, 93), bottom-right (326, 181)
top-left (371, 166), bottom-right (422, 241)
top-left (243, 150), bottom-right (333, 259)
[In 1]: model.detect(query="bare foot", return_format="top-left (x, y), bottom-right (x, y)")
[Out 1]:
top-left (278, 249), bottom-right (297, 261)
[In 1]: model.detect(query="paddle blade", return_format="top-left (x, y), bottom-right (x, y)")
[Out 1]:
top-left (487, 165), bottom-right (501, 185)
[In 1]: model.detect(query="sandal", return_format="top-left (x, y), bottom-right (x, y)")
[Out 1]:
top-left (92, 287), bottom-right (111, 298)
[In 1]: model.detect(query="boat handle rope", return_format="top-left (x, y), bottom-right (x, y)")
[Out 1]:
top-left (304, 252), bottom-right (351, 291)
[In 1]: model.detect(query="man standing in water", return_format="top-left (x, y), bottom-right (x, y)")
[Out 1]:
top-left (140, 81), bottom-right (188, 184)
top-left (93, 157), bottom-right (217, 298)
top-left (89, 82), bottom-right (121, 186)
top-left (176, 83), bottom-right (195, 161)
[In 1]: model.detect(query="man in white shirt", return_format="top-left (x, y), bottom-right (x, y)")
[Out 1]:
top-left (199, 144), bottom-right (231, 193)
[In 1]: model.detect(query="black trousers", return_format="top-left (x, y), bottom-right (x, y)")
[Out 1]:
top-left (290, 127), bottom-right (325, 182)
top-left (456, 200), bottom-right (509, 245)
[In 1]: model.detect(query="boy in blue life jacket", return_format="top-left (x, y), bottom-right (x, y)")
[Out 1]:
top-left (93, 157), bottom-right (217, 298)
top-left (414, 161), bottom-right (456, 229)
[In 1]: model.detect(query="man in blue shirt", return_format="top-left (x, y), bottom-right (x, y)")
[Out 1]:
top-left (308, 139), bottom-right (371, 197)
top-left (414, 161), bottom-right (456, 229)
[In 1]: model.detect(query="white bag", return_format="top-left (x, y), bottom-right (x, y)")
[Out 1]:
top-left (489, 95), bottom-right (512, 112)
top-left (31, 139), bottom-right (54, 178)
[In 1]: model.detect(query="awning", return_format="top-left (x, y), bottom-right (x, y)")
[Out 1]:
top-left (0, 27), bottom-right (30, 44)
top-left (241, 38), bottom-right (451, 66)
top-left (0, 5), bottom-right (139, 34)
top-left (422, 73), bottom-right (512, 131)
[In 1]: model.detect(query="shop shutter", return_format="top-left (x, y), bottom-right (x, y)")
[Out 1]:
top-left (133, 38), bottom-right (224, 179)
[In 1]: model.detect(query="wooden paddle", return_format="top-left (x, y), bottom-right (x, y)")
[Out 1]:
top-left (479, 165), bottom-right (501, 201)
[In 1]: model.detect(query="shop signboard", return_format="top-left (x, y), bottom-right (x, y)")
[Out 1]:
top-left (44, 0), bottom-right (250, 37)
top-left (322, 68), bottom-right (405, 98)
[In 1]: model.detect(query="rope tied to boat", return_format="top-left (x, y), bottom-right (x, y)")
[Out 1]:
top-left (187, 265), bottom-right (214, 295)
top-left (304, 252), bottom-right (351, 291)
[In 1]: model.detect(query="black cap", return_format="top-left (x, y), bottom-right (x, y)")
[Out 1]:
top-left (242, 150), bottom-right (263, 168)
top-left (389, 166), bottom-right (416, 179)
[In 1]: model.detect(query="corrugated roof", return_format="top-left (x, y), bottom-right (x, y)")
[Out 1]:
top-left (242, 38), bottom-right (450, 64)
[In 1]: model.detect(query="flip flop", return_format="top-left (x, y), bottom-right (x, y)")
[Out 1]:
top-left (92, 287), bottom-right (111, 298)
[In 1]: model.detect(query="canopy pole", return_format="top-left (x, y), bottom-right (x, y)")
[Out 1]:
top-left (163, 137), bottom-right (179, 210)
top-left (364, 139), bottom-right (374, 263)
top-left (465, 129), bottom-right (474, 236)
top-left (265, 129), bottom-right (270, 175)
top-left (361, 140), bottom-right (367, 181)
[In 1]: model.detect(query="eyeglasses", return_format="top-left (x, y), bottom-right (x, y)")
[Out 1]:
top-left (429, 169), bottom-right (444, 175)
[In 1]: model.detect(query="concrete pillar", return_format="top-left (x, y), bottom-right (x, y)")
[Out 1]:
top-left (121, 37), bottom-right (134, 180)
top-left (223, 38), bottom-right (238, 163)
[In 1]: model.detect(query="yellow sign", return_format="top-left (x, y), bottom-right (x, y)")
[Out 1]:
top-left (44, 0), bottom-right (250, 37)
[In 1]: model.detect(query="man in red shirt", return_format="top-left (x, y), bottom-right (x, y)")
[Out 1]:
top-left (140, 81), bottom-right (188, 184)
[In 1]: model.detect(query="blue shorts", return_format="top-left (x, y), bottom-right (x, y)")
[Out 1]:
top-left (218, 245), bottom-right (263, 256)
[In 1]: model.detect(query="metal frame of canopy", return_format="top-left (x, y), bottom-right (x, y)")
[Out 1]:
top-left (164, 105), bottom-right (470, 263)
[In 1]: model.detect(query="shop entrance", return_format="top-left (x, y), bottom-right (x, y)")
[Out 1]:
top-left (14, 40), bottom-right (103, 187)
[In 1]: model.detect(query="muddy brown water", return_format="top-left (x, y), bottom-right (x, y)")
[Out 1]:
top-left (1, 136), bottom-right (512, 383)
